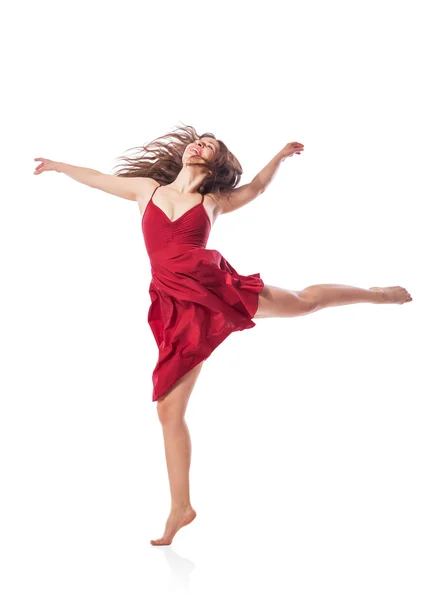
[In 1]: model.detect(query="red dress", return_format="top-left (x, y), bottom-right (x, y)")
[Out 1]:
top-left (141, 184), bottom-right (264, 401)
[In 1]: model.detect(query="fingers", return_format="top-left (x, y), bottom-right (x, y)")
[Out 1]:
top-left (34, 157), bottom-right (46, 174)
top-left (291, 142), bottom-right (304, 155)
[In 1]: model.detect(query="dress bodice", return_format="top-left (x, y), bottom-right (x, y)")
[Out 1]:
top-left (141, 185), bottom-right (211, 262)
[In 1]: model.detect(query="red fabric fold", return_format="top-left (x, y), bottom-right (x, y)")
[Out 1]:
top-left (142, 185), bottom-right (264, 401)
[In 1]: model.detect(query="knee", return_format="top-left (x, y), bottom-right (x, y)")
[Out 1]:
top-left (156, 398), bottom-right (185, 427)
top-left (295, 289), bottom-right (320, 315)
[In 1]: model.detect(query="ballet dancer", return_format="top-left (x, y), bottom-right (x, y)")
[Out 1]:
top-left (34, 123), bottom-right (412, 545)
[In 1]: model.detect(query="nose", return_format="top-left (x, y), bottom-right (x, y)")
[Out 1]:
top-left (191, 142), bottom-right (203, 154)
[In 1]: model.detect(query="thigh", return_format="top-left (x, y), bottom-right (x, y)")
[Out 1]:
top-left (254, 283), bottom-right (316, 319)
top-left (157, 360), bottom-right (205, 422)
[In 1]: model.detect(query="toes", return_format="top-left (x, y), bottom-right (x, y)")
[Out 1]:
top-left (150, 537), bottom-right (171, 546)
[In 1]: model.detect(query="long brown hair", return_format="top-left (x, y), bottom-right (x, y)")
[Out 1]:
top-left (111, 122), bottom-right (243, 197)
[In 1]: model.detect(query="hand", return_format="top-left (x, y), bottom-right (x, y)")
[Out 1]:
top-left (34, 157), bottom-right (59, 175)
top-left (279, 142), bottom-right (304, 159)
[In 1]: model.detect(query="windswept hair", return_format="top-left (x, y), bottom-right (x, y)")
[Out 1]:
top-left (111, 122), bottom-right (243, 197)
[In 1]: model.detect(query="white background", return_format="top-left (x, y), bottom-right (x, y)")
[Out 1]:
top-left (1, 0), bottom-right (446, 598)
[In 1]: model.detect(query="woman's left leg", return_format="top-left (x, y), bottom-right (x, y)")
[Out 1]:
top-left (254, 283), bottom-right (412, 319)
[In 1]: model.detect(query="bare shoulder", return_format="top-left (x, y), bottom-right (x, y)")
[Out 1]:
top-left (136, 177), bottom-right (160, 216)
top-left (138, 177), bottom-right (159, 197)
top-left (206, 190), bottom-right (230, 219)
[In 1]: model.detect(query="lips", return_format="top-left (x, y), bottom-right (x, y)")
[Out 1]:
top-left (190, 146), bottom-right (202, 156)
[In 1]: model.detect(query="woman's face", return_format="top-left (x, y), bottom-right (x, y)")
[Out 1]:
top-left (185, 137), bottom-right (220, 165)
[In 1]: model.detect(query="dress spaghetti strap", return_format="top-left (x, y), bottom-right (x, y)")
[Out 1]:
top-left (150, 184), bottom-right (161, 203)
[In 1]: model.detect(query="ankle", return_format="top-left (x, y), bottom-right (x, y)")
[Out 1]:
top-left (171, 503), bottom-right (192, 513)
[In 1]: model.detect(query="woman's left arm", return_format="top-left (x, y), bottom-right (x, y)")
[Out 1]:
top-left (218, 142), bottom-right (304, 215)
top-left (252, 142), bottom-right (304, 192)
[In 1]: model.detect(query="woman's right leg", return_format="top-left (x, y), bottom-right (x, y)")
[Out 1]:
top-left (151, 360), bottom-right (204, 546)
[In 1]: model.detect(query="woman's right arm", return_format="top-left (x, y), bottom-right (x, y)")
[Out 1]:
top-left (34, 158), bottom-right (156, 202)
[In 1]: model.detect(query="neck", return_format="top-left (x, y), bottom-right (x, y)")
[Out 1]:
top-left (168, 165), bottom-right (209, 195)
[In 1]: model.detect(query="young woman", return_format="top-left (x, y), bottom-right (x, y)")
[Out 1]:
top-left (34, 124), bottom-right (412, 546)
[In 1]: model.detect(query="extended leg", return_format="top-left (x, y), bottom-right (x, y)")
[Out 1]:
top-left (254, 283), bottom-right (412, 318)
top-left (301, 284), bottom-right (412, 310)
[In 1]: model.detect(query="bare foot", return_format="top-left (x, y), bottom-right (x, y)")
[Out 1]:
top-left (369, 286), bottom-right (413, 304)
top-left (150, 506), bottom-right (197, 546)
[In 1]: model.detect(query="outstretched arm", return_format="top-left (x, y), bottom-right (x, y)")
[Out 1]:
top-left (34, 158), bottom-right (155, 201)
top-left (221, 142), bottom-right (304, 214)
top-left (56, 162), bottom-right (155, 201)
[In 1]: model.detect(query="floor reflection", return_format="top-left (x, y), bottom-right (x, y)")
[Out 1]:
top-left (152, 545), bottom-right (196, 596)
